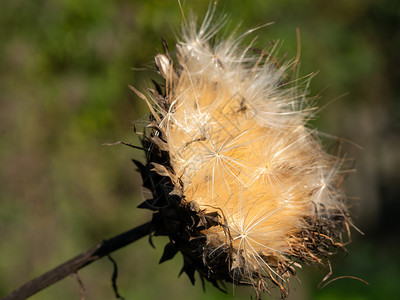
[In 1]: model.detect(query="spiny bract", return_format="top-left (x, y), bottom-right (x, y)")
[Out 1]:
top-left (134, 9), bottom-right (352, 298)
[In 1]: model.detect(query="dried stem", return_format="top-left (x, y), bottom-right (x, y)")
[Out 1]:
top-left (2, 222), bottom-right (152, 300)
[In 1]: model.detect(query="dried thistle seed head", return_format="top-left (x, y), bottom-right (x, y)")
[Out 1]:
top-left (133, 10), bottom-right (353, 298)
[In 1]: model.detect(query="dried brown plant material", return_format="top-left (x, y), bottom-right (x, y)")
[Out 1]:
top-left (133, 7), bottom-right (354, 298)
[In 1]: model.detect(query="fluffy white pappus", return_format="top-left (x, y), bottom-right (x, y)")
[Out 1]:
top-left (139, 8), bottom-right (352, 296)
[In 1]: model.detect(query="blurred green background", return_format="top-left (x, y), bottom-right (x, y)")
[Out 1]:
top-left (1, 0), bottom-right (399, 299)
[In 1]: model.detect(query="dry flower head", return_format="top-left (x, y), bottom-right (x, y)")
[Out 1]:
top-left (132, 6), bottom-right (353, 298)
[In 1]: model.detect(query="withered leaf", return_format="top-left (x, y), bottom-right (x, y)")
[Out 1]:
top-left (159, 242), bottom-right (179, 264)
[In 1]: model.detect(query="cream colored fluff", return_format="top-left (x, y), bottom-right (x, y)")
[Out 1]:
top-left (142, 10), bottom-right (350, 291)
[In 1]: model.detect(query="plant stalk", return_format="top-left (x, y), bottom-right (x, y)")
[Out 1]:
top-left (2, 222), bottom-right (152, 300)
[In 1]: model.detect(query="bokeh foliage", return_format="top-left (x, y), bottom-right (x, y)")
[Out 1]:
top-left (1, 0), bottom-right (399, 299)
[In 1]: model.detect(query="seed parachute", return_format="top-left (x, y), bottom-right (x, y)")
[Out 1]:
top-left (132, 7), bottom-right (353, 298)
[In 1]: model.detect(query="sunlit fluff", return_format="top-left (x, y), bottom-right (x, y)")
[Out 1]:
top-left (136, 9), bottom-right (352, 297)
